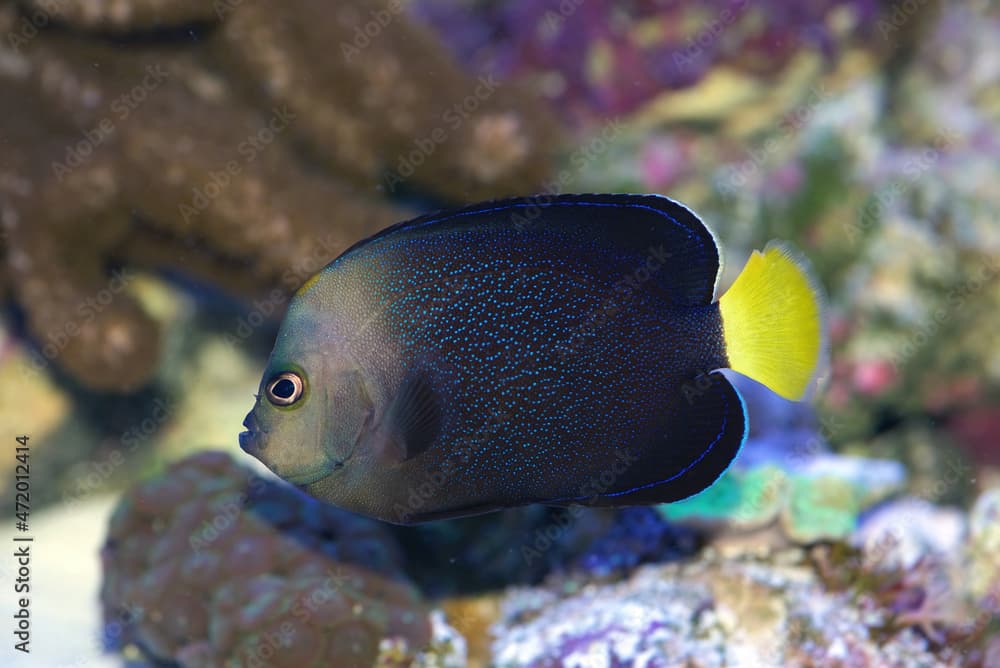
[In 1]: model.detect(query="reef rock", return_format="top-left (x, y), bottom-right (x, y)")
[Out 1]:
top-left (100, 451), bottom-right (436, 667)
top-left (491, 545), bottom-right (987, 667)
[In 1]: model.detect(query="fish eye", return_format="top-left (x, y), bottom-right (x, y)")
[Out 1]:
top-left (265, 371), bottom-right (305, 406)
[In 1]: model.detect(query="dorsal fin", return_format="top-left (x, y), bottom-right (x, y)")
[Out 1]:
top-left (334, 194), bottom-right (722, 305)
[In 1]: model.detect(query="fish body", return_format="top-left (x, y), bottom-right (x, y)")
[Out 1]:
top-left (240, 194), bottom-right (823, 524)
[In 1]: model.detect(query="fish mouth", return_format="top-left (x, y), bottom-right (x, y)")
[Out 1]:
top-left (238, 409), bottom-right (348, 485)
top-left (238, 412), bottom-right (265, 455)
top-left (238, 429), bottom-right (256, 453)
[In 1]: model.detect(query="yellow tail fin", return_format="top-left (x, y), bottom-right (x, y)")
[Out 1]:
top-left (719, 242), bottom-right (824, 401)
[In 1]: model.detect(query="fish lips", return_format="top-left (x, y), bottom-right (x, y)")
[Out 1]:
top-left (238, 411), bottom-right (346, 486)
top-left (239, 412), bottom-right (263, 455)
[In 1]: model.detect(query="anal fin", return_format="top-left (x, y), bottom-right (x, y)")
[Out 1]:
top-left (582, 371), bottom-right (747, 506)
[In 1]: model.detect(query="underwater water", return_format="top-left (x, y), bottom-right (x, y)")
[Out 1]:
top-left (1, 0), bottom-right (999, 666)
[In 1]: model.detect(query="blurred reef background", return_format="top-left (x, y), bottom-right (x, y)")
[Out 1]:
top-left (1, 0), bottom-right (999, 666)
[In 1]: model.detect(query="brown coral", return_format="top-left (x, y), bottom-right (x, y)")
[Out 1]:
top-left (1, 31), bottom-right (401, 390)
top-left (0, 0), bottom-right (560, 391)
top-left (101, 451), bottom-right (432, 667)
top-left (23, 0), bottom-right (217, 31)
top-left (213, 0), bottom-right (559, 201)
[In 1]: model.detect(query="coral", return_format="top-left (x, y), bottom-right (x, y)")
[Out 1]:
top-left (967, 488), bottom-right (1000, 600)
top-left (657, 378), bottom-right (907, 544)
top-left (658, 455), bottom-right (906, 544)
top-left (95, 452), bottom-right (1000, 667)
top-left (22, 0), bottom-right (216, 31)
top-left (852, 497), bottom-right (966, 571)
top-left (498, 0), bottom-right (1000, 476)
top-left (491, 550), bottom-right (973, 667)
top-left (214, 0), bottom-right (560, 201)
top-left (719, 0), bottom-right (1000, 455)
top-left (415, 0), bottom-right (886, 123)
top-left (0, 0), bottom-right (559, 391)
top-left (566, 506), bottom-right (701, 577)
top-left (100, 451), bottom-right (434, 667)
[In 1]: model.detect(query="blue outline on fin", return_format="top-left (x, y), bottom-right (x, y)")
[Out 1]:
top-left (547, 374), bottom-right (749, 503)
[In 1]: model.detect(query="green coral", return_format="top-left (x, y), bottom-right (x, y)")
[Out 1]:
top-left (659, 458), bottom-right (905, 543)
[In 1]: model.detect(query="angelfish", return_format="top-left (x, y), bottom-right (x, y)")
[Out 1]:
top-left (240, 194), bottom-right (823, 524)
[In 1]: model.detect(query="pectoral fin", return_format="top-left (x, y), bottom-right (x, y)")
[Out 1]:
top-left (373, 372), bottom-right (442, 462)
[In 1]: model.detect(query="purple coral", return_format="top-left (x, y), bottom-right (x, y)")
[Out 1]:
top-left (570, 506), bottom-right (700, 576)
top-left (413, 0), bottom-right (881, 122)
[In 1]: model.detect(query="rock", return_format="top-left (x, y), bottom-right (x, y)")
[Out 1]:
top-left (967, 488), bottom-right (1000, 600)
top-left (100, 451), bottom-right (432, 667)
top-left (490, 552), bottom-right (971, 667)
top-left (852, 497), bottom-right (966, 571)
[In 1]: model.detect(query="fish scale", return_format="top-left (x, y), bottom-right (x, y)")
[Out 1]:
top-left (240, 194), bottom-right (824, 524)
top-left (334, 215), bottom-right (728, 512)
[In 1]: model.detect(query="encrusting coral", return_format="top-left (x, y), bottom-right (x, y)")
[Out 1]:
top-left (0, 0), bottom-right (559, 391)
top-left (100, 451), bottom-right (436, 668)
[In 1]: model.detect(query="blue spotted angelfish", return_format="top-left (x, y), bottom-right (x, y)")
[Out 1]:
top-left (240, 194), bottom-right (824, 524)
